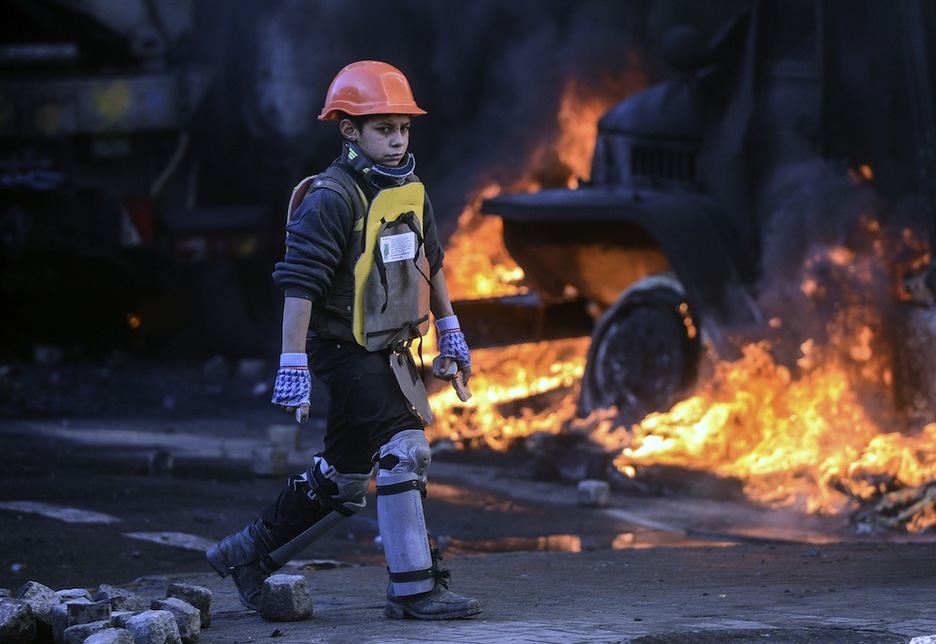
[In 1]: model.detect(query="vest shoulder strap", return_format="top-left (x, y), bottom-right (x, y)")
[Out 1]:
top-left (285, 166), bottom-right (366, 225)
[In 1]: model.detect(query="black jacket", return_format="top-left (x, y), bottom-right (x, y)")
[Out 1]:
top-left (272, 158), bottom-right (444, 341)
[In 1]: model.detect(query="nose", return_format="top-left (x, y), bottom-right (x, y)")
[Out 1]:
top-left (390, 131), bottom-right (404, 147)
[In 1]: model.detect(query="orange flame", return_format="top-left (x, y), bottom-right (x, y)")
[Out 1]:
top-left (440, 186), bottom-right (527, 300)
top-left (427, 78), bottom-right (629, 445)
top-left (428, 74), bottom-right (936, 534)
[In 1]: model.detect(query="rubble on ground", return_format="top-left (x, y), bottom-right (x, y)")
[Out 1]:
top-left (0, 572), bottom-right (316, 644)
top-left (0, 580), bottom-right (212, 644)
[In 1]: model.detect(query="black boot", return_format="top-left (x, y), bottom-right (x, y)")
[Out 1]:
top-left (206, 521), bottom-right (275, 611)
top-left (384, 549), bottom-right (481, 620)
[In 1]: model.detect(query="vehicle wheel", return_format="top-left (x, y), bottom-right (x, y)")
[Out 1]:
top-left (578, 274), bottom-right (701, 423)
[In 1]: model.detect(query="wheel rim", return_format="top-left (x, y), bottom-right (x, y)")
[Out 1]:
top-left (581, 285), bottom-right (700, 421)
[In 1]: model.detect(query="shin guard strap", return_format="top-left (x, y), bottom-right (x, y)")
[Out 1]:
top-left (388, 567), bottom-right (434, 583)
top-left (260, 554), bottom-right (279, 573)
top-left (309, 464), bottom-right (361, 516)
top-left (387, 554), bottom-right (451, 586)
top-left (376, 479), bottom-right (422, 496)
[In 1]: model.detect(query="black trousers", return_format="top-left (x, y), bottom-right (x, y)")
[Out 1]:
top-left (258, 337), bottom-right (422, 546)
top-left (307, 336), bottom-right (422, 473)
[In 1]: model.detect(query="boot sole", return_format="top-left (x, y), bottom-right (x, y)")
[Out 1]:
top-left (384, 601), bottom-right (482, 620)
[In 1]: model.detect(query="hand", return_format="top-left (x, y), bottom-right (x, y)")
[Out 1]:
top-left (435, 316), bottom-right (472, 401)
top-left (432, 355), bottom-right (471, 402)
top-left (437, 329), bottom-right (471, 383)
top-left (271, 353), bottom-right (312, 423)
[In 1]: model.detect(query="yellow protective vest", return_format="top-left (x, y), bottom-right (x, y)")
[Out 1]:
top-left (352, 181), bottom-right (431, 351)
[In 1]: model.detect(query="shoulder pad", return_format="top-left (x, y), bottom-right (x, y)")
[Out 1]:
top-left (286, 168), bottom-right (359, 223)
top-left (287, 175), bottom-right (319, 221)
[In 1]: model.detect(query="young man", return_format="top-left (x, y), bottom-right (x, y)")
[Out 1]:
top-left (206, 60), bottom-right (480, 620)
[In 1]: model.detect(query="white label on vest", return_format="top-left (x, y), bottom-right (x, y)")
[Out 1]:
top-left (380, 231), bottom-right (417, 263)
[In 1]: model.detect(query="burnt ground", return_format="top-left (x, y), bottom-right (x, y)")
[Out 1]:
top-left (3, 353), bottom-right (936, 643)
top-left (0, 352), bottom-right (677, 592)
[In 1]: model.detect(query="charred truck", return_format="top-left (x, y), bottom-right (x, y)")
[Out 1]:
top-left (482, 0), bottom-right (936, 425)
top-left (0, 1), bottom-right (279, 355)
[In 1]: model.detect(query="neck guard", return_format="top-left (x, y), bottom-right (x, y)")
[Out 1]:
top-left (342, 141), bottom-right (416, 188)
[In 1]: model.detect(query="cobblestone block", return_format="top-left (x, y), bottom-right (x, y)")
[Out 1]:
top-left (68, 598), bottom-right (111, 625)
top-left (167, 582), bottom-right (212, 628)
top-left (83, 627), bottom-right (135, 643)
top-left (124, 609), bottom-right (182, 644)
top-left (56, 588), bottom-right (92, 602)
top-left (259, 573), bottom-right (313, 622)
top-left (151, 597), bottom-right (201, 643)
top-left (14, 580), bottom-right (59, 628)
top-left (577, 479), bottom-right (610, 507)
top-left (52, 599), bottom-right (90, 644)
top-left (63, 618), bottom-right (109, 643)
top-left (94, 584), bottom-right (147, 612)
top-left (0, 597), bottom-right (37, 644)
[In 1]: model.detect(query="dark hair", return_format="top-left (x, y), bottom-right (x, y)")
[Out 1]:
top-left (341, 114), bottom-right (403, 130)
top-left (346, 115), bottom-right (368, 131)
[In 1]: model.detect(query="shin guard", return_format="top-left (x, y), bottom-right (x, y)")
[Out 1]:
top-left (376, 429), bottom-right (435, 596)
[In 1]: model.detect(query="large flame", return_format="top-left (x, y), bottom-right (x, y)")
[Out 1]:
top-left (428, 76), bottom-right (936, 534)
top-left (427, 78), bottom-right (623, 446)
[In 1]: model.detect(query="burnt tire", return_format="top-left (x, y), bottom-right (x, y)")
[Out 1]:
top-left (578, 274), bottom-right (701, 423)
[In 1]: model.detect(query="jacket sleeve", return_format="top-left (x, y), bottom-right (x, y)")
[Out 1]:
top-left (422, 194), bottom-right (446, 276)
top-left (272, 187), bottom-right (353, 301)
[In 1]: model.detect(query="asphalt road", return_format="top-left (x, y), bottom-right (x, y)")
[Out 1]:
top-left (0, 356), bottom-right (706, 593)
top-left (3, 357), bottom-right (936, 642)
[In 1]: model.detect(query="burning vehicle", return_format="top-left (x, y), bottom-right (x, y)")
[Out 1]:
top-left (435, 0), bottom-right (936, 534)
top-left (482, 0), bottom-right (936, 424)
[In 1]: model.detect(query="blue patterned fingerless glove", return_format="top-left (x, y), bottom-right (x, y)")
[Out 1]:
top-left (436, 316), bottom-right (471, 371)
top-left (271, 353), bottom-right (312, 408)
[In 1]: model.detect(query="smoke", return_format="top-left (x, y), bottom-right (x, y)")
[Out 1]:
top-left (755, 160), bottom-right (885, 355)
top-left (751, 158), bottom-right (922, 429)
top-left (194, 0), bottom-right (745, 236)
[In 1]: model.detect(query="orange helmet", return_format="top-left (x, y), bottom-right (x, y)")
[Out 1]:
top-left (318, 60), bottom-right (427, 121)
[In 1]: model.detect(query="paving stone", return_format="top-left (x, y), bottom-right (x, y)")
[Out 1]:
top-left (259, 573), bottom-right (313, 622)
top-left (56, 588), bottom-right (92, 602)
top-left (0, 597), bottom-right (37, 644)
top-left (577, 478), bottom-right (610, 507)
top-left (68, 599), bottom-right (111, 625)
top-left (63, 619), bottom-right (109, 644)
top-left (151, 597), bottom-right (201, 643)
top-left (13, 580), bottom-right (60, 627)
top-left (167, 582), bottom-right (212, 628)
top-left (83, 627), bottom-right (135, 644)
top-left (124, 609), bottom-right (182, 644)
top-left (94, 583), bottom-right (146, 612)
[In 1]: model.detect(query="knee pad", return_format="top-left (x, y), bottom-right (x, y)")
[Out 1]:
top-left (263, 457), bottom-right (371, 570)
top-left (377, 429), bottom-right (431, 486)
top-left (299, 455), bottom-right (370, 515)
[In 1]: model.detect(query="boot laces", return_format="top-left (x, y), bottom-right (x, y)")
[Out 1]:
top-left (430, 547), bottom-right (451, 589)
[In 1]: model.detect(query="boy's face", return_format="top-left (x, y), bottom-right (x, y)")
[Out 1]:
top-left (343, 114), bottom-right (411, 167)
